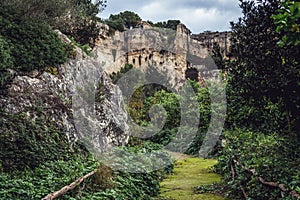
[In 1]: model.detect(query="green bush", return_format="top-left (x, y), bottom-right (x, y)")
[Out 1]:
top-left (126, 79), bottom-right (214, 155)
top-left (215, 129), bottom-right (300, 200)
top-left (0, 155), bottom-right (99, 200)
top-left (0, 109), bottom-right (74, 172)
top-left (0, 142), bottom-right (172, 200)
top-left (150, 20), bottom-right (181, 30)
top-left (0, 35), bottom-right (14, 70)
top-left (0, 35), bottom-right (14, 89)
top-left (1, 21), bottom-right (69, 71)
top-left (106, 11), bottom-right (141, 32)
top-left (0, 6), bottom-right (71, 72)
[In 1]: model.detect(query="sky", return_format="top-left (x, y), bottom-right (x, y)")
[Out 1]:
top-left (98, 0), bottom-right (243, 34)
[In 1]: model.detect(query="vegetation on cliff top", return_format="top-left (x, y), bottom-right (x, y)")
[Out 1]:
top-left (105, 10), bottom-right (181, 32)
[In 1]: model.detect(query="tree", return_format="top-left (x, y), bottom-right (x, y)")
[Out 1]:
top-left (271, 0), bottom-right (300, 46)
top-left (119, 11), bottom-right (142, 29)
top-left (106, 17), bottom-right (125, 32)
top-left (107, 11), bottom-right (142, 31)
top-left (151, 20), bottom-right (181, 30)
top-left (227, 0), bottom-right (300, 134)
top-left (165, 20), bottom-right (181, 30)
top-left (211, 42), bottom-right (225, 70)
top-left (71, 0), bottom-right (107, 17)
top-left (0, 0), bottom-right (106, 22)
top-left (52, 0), bottom-right (107, 46)
top-left (215, 2), bottom-right (300, 199)
top-left (0, 0), bottom-right (68, 23)
top-left (0, 0), bottom-right (107, 46)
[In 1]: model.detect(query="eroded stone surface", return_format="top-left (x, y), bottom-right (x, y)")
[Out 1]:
top-left (0, 31), bottom-right (129, 151)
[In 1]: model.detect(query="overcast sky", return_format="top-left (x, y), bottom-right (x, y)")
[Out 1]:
top-left (99, 0), bottom-right (242, 33)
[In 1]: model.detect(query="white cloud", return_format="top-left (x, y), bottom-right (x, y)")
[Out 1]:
top-left (99, 0), bottom-right (242, 33)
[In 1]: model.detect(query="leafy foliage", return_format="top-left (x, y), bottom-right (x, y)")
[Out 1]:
top-left (215, 130), bottom-right (300, 200)
top-left (110, 64), bottom-right (214, 155)
top-left (0, 0), bottom-right (106, 23)
top-left (211, 42), bottom-right (226, 71)
top-left (226, 0), bottom-right (300, 134)
top-left (0, 35), bottom-right (14, 89)
top-left (213, 1), bottom-right (300, 199)
top-left (0, 6), bottom-right (71, 70)
top-left (0, 143), bottom-right (172, 200)
top-left (148, 20), bottom-right (181, 30)
top-left (127, 79), bottom-right (213, 155)
top-left (2, 23), bottom-right (69, 71)
top-left (106, 11), bottom-right (142, 32)
top-left (0, 35), bottom-right (13, 70)
top-left (1, 0), bottom-right (106, 47)
top-left (70, 0), bottom-right (107, 17)
top-left (110, 63), bottom-right (134, 83)
top-left (271, 0), bottom-right (300, 46)
top-left (0, 109), bottom-right (75, 172)
top-left (0, 155), bottom-right (99, 199)
top-left (0, 0), bottom-right (69, 23)
top-left (150, 20), bottom-right (181, 31)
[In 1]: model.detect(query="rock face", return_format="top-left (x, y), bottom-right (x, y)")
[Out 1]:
top-left (93, 23), bottom-right (230, 87)
top-left (191, 31), bottom-right (231, 58)
top-left (0, 32), bottom-right (129, 151)
top-left (0, 22), bottom-right (229, 154)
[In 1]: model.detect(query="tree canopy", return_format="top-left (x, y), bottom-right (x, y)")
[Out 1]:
top-left (271, 0), bottom-right (300, 46)
top-left (106, 11), bottom-right (142, 31)
top-left (226, 0), bottom-right (300, 134)
top-left (215, 1), bottom-right (300, 199)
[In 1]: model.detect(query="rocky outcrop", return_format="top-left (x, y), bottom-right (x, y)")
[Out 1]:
top-left (0, 31), bottom-right (129, 151)
top-left (191, 31), bottom-right (231, 58)
top-left (93, 22), bottom-right (229, 87)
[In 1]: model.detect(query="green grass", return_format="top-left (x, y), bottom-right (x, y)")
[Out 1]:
top-left (157, 157), bottom-right (227, 200)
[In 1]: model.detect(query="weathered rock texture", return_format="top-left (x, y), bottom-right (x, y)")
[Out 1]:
top-left (0, 31), bottom-right (129, 151)
top-left (191, 31), bottom-right (231, 58)
top-left (0, 22), bottom-right (230, 153)
top-left (93, 22), bottom-right (231, 86)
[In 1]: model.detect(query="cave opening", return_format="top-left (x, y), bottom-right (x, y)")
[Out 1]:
top-left (185, 67), bottom-right (199, 82)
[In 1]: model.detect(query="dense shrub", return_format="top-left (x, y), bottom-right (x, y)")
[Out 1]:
top-left (0, 109), bottom-right (74, 172)
top-left (0, 155), bottom-right (99, 200)
top-left (0, 142), bottom-right (172, 200)
top-left (110, 63), bottom-right (134, 83)
top-left (125, 78), bottom-right (215, 155)
top-left (215, 129), bottom-right (300, 200)
top-left (226, 0), bottom-right (300, 134)
top-left (0, 6), bottom-right (72, 88)
top-left (106, 11), bottom-right (142, 32)
top-left (0, 35), bottom-right (14, 89)
top-left (54, 15), bottom-right (101, 47)
top-left (111, 64), bottom-right (215, 155)
top-left (0, 35), bottom-right (14, 70)
top-left (148, 20), bottom-right (181, 30)
top-left (211, 2), bottom-right (300, 198)
top-left (88, 141), bottom-right (173, 200)
top-left (0, 10), bottom-right (70, 72)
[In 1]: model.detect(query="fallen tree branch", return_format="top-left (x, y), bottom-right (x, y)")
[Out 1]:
top-left (233, 159), bottom-right (299, 199)
top-left (231, 160), bottom-right (248, 199)
top-left (42, 169), bottom-right (97, 200)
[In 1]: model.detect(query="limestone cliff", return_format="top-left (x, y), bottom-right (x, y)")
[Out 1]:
top-left (191, 31), bottom-right (231, 58)
top-left (0, 21), bottom-right (229, 155)
top-left (93, 22), bottom-right (230, 87)
top-left (0, 31), bottom-right (129, 152)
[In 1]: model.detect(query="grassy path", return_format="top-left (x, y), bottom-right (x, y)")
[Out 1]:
top-left (157, 153), bottom-right (227, 200)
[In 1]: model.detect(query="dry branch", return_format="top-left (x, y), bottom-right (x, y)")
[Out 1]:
top-left (233, 159), bottom-right (299, 199)
top-left (231, 160), bottom-right (248, 199)
top-left (42, 169), bottom-right (97, 200)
